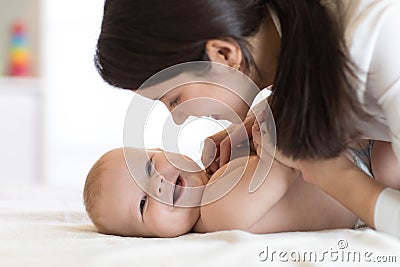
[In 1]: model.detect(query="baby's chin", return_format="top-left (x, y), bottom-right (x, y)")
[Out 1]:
top-left (156, 208), bottom-right (200, 238)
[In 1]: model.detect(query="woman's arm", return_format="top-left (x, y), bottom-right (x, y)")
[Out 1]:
top-left (301, 155), bottom-right (400, 237)
top-left (299, 154), bottom-right (386, 229)
top-left (368, 2), bottom-right (400, 162)
top-left (357, 2), bottom-right (400, 236)
top-left (371, 141), bottom-right (400, 189)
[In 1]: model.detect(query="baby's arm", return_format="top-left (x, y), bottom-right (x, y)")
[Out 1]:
top-left (196, 155), bottom-right (299, 232)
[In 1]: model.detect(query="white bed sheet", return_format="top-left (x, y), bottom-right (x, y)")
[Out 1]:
top-left (1, 185), bottom-right (399, 267)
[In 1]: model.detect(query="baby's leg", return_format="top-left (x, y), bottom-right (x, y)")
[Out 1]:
top-left (371, 141), bottom-right (400, 190)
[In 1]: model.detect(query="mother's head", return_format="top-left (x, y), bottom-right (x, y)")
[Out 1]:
top-left (94, 0), bottom-right (270, 123)
top-left (95, 0), bottom-right (267, 89)
top-left (95, 0), bottom-right (366, 160)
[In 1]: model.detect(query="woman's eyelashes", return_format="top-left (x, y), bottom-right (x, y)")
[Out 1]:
top-left (169, 96), bottom-right (181, 108)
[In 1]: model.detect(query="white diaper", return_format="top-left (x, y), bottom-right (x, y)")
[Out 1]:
top-left (347, 140), bottom-right (374, 177)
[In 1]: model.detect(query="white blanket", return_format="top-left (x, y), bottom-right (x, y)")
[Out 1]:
top-left (1, 185), bottom-right (399, 267)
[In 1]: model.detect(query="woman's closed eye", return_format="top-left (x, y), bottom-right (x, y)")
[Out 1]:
top-left (169, 97), bottom-right (181, 108)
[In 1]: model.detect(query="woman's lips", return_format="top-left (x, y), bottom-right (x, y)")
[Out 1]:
top-left (210, 114), bottom-right (220, 120)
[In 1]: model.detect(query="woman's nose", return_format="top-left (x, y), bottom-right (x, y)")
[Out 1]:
top-left (172, 110), bottom-right (188, 125)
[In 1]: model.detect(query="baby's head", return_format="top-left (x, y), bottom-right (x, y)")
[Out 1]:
top-left (83, 147), bottom-right (208, 237)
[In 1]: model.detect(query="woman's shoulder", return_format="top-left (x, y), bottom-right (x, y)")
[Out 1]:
top-left (341, 0), bottom-right (400, 39)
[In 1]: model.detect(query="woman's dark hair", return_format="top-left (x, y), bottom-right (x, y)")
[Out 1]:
top-left (95, 0), bottom-right (265, 89)
top-left (95, 0), bottom-right (367, 160)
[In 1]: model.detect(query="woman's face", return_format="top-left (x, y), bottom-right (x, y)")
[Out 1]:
top-left (133, 62), bottom-right (259, 125)
top-left (135, 81), bottom-right (250, 124)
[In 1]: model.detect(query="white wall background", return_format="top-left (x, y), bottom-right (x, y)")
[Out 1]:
top-left (41, 0), bottom-right (133, 185)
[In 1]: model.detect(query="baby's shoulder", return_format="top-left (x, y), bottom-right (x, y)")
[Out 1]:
top-left (208, 155), bottom-right (259, 183)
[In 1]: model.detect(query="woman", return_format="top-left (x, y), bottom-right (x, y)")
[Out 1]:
top-left (94, 0), bottom-right (400, 236)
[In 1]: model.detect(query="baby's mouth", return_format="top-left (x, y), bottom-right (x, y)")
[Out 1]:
top-left (173, 175), bottom-right (185, 205)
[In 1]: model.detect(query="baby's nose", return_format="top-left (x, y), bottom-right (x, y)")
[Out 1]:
top-left (151, 175), bottom-right (171, 200)
top-left (157, 176), bottom-right (165, 195)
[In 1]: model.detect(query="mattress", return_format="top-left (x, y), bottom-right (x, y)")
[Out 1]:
top-left (1, 185), bottom-right (399, 267)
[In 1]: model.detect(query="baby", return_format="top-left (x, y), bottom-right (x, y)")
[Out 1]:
top-left (84, 147), bottom-right (209, 237)
top-left (84, 145), bottom-right (363, 237)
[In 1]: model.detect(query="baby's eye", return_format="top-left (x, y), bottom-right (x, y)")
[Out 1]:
top-left (140, 196), bottom-right (147, 214)
top-left (145, 155), bottom-right (155, 176)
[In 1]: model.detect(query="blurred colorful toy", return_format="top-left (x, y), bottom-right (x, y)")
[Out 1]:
top-left (8, 21), bottom-right (31, 76)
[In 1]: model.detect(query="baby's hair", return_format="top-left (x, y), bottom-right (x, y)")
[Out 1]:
top-left (83, 154), bottom-right (107, 231)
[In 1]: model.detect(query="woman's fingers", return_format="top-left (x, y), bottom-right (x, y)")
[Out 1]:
top-left (202, 103), bottom-right (266, 174)
top-left (252, 121), bottom-right (262, 156)
top-left (219, 115), bottom-right (256, 166)
top-left (201, 129), bottom-right (227, 173)
top-left (206, 161), bottom-right (220, 175)
top-left (253, 116), bottom-right (299, 171)
top-left (201, 137), bottom-right (219, 169)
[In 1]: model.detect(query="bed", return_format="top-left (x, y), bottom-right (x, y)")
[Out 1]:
top-left (1, 184), bottom-right (399, 267)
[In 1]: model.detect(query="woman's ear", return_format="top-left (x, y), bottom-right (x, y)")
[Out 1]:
top-left (205, 39), bottom-right (243, 68)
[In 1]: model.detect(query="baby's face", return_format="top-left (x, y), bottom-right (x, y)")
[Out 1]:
top-left (96, 148), bottom-right (209, 237)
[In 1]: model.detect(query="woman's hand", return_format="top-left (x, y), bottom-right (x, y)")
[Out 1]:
top-left (297, 151), bottom-right (365, 185)
top-left (252, 117), bottom-right (300, 171)
top-left (201, 101), bottom-right (267, 174)
top-left (251, 117), bottom-right (263, 158)
top-left (201, 112), bottom-right (255, 174)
